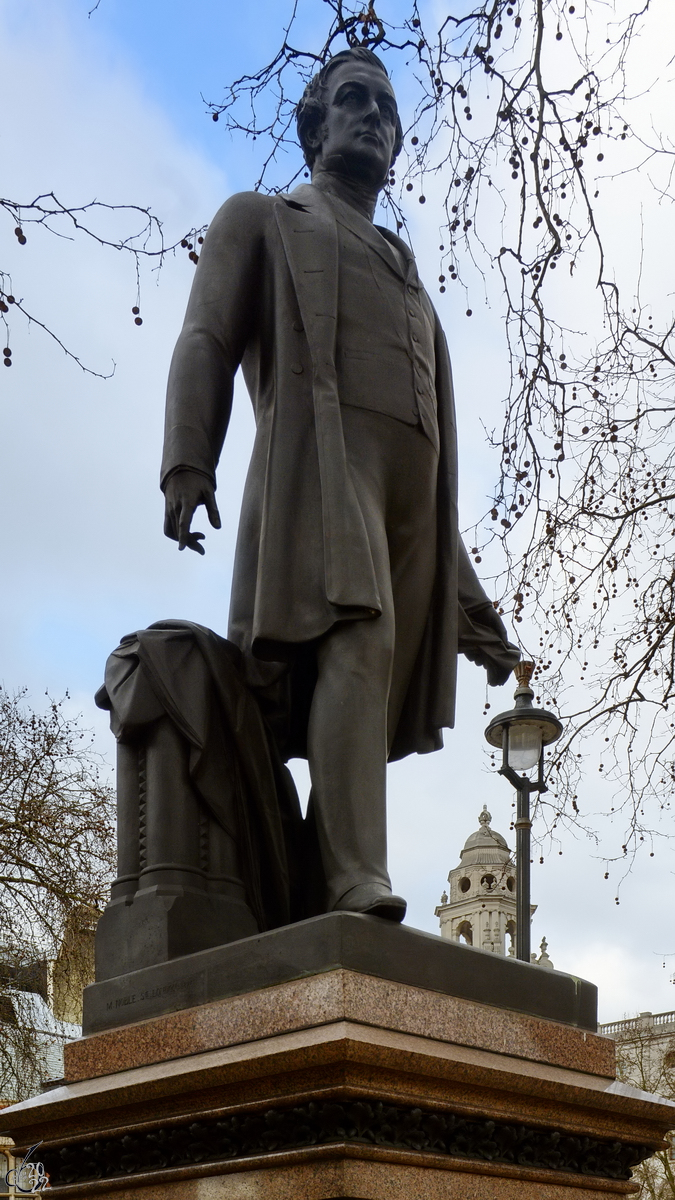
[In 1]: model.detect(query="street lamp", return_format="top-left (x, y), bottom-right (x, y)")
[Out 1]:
top-left (484, 661), bottom-right (563, 963)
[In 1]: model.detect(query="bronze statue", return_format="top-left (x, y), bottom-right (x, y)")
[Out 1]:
top-left (96, 48), bottom-right (517, 977)
top-left (162, 48), bottom-right (517, 917)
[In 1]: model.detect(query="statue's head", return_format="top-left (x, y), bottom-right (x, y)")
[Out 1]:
top-left (297, 47), bottom-right (403, 189)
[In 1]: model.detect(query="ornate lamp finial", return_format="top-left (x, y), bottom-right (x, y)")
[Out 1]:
top-left (513, 660), bottom-right (535, 689)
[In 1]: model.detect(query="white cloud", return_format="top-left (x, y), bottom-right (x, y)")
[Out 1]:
top-left (0, 0), bottom-right (254, 706)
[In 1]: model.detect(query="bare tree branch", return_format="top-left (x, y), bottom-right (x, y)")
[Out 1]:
top-left (1, 193), bottom-right (207, 374)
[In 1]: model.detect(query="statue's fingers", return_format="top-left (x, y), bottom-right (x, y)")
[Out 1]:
top-left (177, 496), bottom-right (200, 549)
top-left (177, 503), bottom-right (194, 551)
top-left (205, 491), bottom-right (221, 529)
top-left (163, 505), bottom-right (178, 540)
top-left (185, 531), bottom-right (206, 555)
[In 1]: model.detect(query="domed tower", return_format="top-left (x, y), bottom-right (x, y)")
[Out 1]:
top-left (435, 805), bottom-right (530, 956)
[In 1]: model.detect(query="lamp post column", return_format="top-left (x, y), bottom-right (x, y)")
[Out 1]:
top-left (514, 780), bottom-right (531, 963)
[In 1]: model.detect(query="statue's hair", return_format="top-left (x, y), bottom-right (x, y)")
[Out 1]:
top-left (296, 47), bottom-right (403, 171)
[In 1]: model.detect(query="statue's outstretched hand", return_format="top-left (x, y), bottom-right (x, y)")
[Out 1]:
top-left (163, 469), bottom-right (221, 555)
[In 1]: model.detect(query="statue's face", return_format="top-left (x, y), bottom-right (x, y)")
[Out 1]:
top-left (310, 60), bottom-right (398, 189)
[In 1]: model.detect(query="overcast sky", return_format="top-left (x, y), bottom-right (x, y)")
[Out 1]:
top-left (1, 0), bottom-right (674, 1023)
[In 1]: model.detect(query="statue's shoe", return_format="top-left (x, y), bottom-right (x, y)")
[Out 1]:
top-left (332, 883), bottom-right (407, 923)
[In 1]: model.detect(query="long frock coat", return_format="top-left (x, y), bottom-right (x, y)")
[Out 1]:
top-left (161, 184), bottom-right (519, 762)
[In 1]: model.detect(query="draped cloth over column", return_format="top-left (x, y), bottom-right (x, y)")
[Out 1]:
top-left (95, 620), bottom-right (303, 932)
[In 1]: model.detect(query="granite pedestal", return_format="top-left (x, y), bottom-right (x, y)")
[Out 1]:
top-left (3, 918), bottom-right (673, 1199)
top-left (82, 913), bottom-right (597, 1035)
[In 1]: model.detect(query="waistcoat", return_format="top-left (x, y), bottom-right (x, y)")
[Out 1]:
top-left (330, 198), bottom-right (439, 450)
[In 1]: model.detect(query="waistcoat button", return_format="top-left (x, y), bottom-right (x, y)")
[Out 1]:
top-left (291, 363), bottom-right (303, 374)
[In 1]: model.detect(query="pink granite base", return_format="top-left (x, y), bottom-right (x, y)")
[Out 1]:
top-left (3, 970), bottom-right (672, 1199)
top-left (64, 969), bottom-right (615, 1084)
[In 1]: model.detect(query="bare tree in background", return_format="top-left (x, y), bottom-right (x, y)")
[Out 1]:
top-left (0, 687), bottom-right (115, 1100)
top-left (207, 0), bottom-right (675, 868)
top-left (0, 194), bottom-right (206, 376)
top-left (612, 1018), bottom-right (675, 1198)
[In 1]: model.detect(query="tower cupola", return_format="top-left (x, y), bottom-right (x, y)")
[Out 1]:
top-left (436, 805), bottom-right (521, 956)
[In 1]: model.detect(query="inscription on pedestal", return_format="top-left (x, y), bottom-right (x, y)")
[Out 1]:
top-left (102, 971), bottom-right (207, 1019)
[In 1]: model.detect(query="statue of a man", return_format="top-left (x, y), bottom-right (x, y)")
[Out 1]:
top-left (161, 47), bottom-right (518, 924)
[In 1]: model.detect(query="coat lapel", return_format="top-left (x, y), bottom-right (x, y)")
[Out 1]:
top-left (326, 194), bottom-right (406, 281)
top-left (274, 186), bottom-right (380, 613)
top-left (377, 225), bottom-right (416, 279)
top-left (274, 185), bottom-right (338, 372)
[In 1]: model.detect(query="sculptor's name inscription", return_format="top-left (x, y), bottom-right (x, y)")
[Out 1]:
top-left (105, 974), bottom-right (205, 1012)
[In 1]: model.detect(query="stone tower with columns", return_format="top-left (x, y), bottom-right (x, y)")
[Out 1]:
top-left (435, 805), bottom-right (553, 964)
